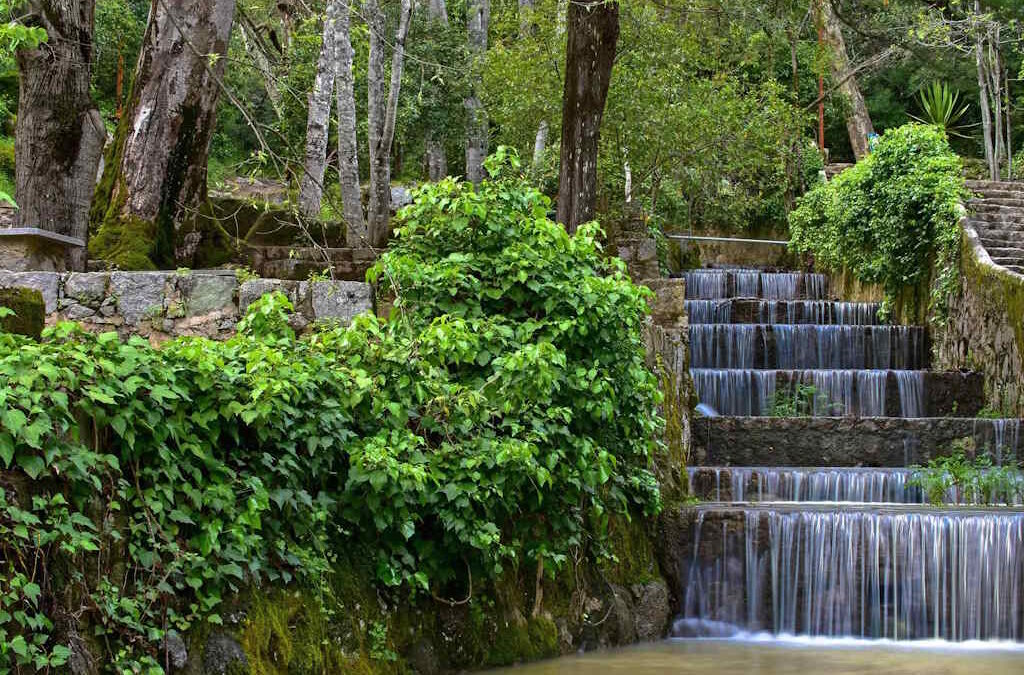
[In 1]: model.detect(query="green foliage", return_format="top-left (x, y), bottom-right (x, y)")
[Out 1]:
top-left (908, 81), bottom-right (973, 138)
top-left (0, 161), bottom-right (661, 670)
top-left (911, 445), bottom-right (1024, 506)
top-left (769, 384), bottom-right (839, 417)
top-left (789, 124), bottom-right (969, 318)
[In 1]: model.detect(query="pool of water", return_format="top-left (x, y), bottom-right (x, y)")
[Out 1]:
top-left (489, 638), bottom-right (1024, 674)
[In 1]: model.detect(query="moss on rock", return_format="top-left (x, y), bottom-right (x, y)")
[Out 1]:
top-left (0, 287), bottom-right (44, 339)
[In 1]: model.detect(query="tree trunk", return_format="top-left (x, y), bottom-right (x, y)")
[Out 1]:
top-left (299, 0), bottom-right (340, 219)
top-left (90, 0), bottom-right (236, 270)
top-left (335, 0), bottom-right (364, 245)
top-left (518, 0), bottom-right (534, 36)
top-left (366, 0), bottom-right (412, 248)
top-left (556, 0), bottom-right (619, 233)
top-left (465, 0), bottom-right (489, 184)
top-left (532, 120), bottom-right (548, 167)
top-left (822, 1), bottom-right (874, 161)
top-left (238, 6), bottom-right (283, 118)
top-left (15, 0), bottom-right (106, 271)
top-left (974, 2), bottom-right (997, 181)
top-left (425, 0), bottom-right (449, 182)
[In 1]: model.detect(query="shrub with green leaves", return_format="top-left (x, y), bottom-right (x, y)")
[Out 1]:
top-left (788, 124), bottom-right (969, 318)
top-left (0, 154), bottom-right (662, 670)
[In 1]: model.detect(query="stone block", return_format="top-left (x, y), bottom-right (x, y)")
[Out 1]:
top-left (186, 273), bottom-right (237, 317)
top-left (110, 271), bottom-right (170, 324)
top-left (64, 272), bottom-right (109, 307)
top-left (0, 271), bottom-right (60, 312)
top-left (308, 280), bottom-right (373, 323)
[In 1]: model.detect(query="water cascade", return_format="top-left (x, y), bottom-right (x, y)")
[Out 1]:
top-left (677, 505), bottom-right (1024, 641)
top-left (678, 265), bottom-right (1024, 649)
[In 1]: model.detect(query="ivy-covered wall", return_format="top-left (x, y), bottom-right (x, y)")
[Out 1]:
top-left (934, 224), bottom-right (1024, 417)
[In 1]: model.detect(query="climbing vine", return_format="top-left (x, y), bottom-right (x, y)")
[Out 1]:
top-left (0, 156), bottom-right (662, 671)
top-left (788, 124), bottom-right (969, 320)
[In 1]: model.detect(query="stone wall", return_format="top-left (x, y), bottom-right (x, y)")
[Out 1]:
top-left (934, 223), bottom-right (1024, 416)
top-left (0, 270), bottom-right (373, 341)
top-left (693, 416), bottom-right (1021, 467)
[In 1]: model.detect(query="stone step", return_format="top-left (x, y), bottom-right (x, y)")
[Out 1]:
top-left (971, 203), bottom-right (1024, 218)
top-left (248, 245), bottom-right (377, 282)
top-left (685, 299), bottom-right (884, 325)
top-left (678, 270), bottom-right (830, 300)
top-left (991, 256), bottom-right (1024, 269)
top-left (969, 219), bottom-right (1024, 235)
top-left (971, 196), bottom-right (1024, 208)
top-left (689, 324), bottom-right (930, 370)
top-left (691, 416), bottom-right (1017, 468)
top-left (968, 188), bottom-right (1024, 200)
top-left (978, 232), bottom-right (1024, 247)
top-left (691, 369), bottom-right (983, 418)
top-left (965, 179), bottom-right (1024, 193)
top-left (984, 246), bottom-right (1024, 259)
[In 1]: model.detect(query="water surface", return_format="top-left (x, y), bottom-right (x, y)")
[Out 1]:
top-left (490, 638), bottom-right (1024, 674)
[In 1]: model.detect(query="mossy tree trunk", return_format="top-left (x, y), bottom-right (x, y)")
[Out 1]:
top-left (821, 0), bottom-right (874, 161)
top-left (15, 0), bottom-right (106, 272)
top-left (89, 0), bottom-right (236, 270)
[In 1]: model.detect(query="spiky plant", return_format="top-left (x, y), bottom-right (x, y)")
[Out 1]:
top-left (909, 81), bottom-right (974, 138)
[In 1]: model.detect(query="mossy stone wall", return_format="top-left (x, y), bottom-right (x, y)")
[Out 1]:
top-left (0, 287), bottom-right (44, 339)
top-left (934, 230), bottom-right (1024, 416)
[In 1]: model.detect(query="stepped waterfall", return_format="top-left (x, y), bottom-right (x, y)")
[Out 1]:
top-left (675, 268), bottom-right (1024, 648)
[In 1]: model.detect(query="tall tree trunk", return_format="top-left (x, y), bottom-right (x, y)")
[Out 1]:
top-left (821, 0), bottom-right (874, 161)
top-left (518, 0), bottom-right (534, 36)
top-left (556, 0), bottom-right (619, 233)
top-left (366, 0), bottom-right (412, 247)
top-left (425, 0), bottom-right (449, 182)
top-left (336, 0), bottom-right (364, 245)
top-left (974, 2), bottom-right (997, 180)
top-left (299, 0), bottom-right (340, 219)
top-left (465, 0), bottom-right (489, 184)
top-left (15, 0), bottom-right (106, 271)
top-left (90, 0), bottom-right (236, 270)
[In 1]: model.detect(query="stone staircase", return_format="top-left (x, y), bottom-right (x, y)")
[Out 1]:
top-left (966, 179), bottom-right (1024, 276)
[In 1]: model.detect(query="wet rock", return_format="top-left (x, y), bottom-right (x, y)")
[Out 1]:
top-left (201, 633), bottom-right (247, 675)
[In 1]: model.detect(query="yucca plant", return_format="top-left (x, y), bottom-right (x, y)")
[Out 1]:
top-left (909, 81), bottom-right (975, 138)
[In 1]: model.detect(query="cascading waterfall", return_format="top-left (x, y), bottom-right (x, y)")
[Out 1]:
top-left (686, 467), bottom-right (1024, 505)
top-left (685, 300), bottom-right (732, 324)
top-left (678, 505), bottom-right (1024, 641)
top-left (684, 271), bottom-right (730, 299)
top-left (693, 369), bottom-right (925, 417)
top-left (896, 371), bottom-right (925, 418)
top-left (992, 419), bottom-right (1022, 464)
top-left (687, 325), bottom-right (927, 370)
top-left (682, 271), bottom-right (832, 300)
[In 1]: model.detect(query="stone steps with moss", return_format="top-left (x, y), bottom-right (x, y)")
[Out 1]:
top-left (965, 181), bottom-right (1024, 274)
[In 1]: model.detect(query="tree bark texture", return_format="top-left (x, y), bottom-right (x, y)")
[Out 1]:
top-left (335, 0), bottom-right (365, 245)
top-left (465, 0), bottom-right (489, 184)
top-left (822, 1), bottom-right (874, 161)
top-left (366, 0), bottom-right (412, 248)
top-left (90, 0), bottom-right (236, 269)
top-left (15, 0), bottom-right (106, 271)
top-left (299, 0), bottom-right (340, 219)
top-left (556, 0), bottom-right (619, 233)
top-left (532, 120), bottom-right (548, 167)
top-left (425, 0), bottom-right (449, 182)
top-left (238, 6), bottom-right (283, 118)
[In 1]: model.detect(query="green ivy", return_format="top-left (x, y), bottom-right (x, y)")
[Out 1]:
top-left (0, 154), bottom-right (661, 671)
top-left (788, 124), bottom-right (969, 319)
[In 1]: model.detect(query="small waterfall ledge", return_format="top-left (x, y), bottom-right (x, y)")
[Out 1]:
top-left (662, 504), bottom-right (1024, 642)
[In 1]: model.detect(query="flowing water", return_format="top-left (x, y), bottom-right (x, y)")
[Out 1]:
top-left (488, 639), bottom-right (1024, 674)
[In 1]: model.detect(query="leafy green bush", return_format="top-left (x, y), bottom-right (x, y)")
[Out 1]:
top-left (910, 446), bottom-right (1024, 506)
top-left (0, 156), bottom-right (661, 670)
top-left (789, 124), bottom-right (969, 318)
